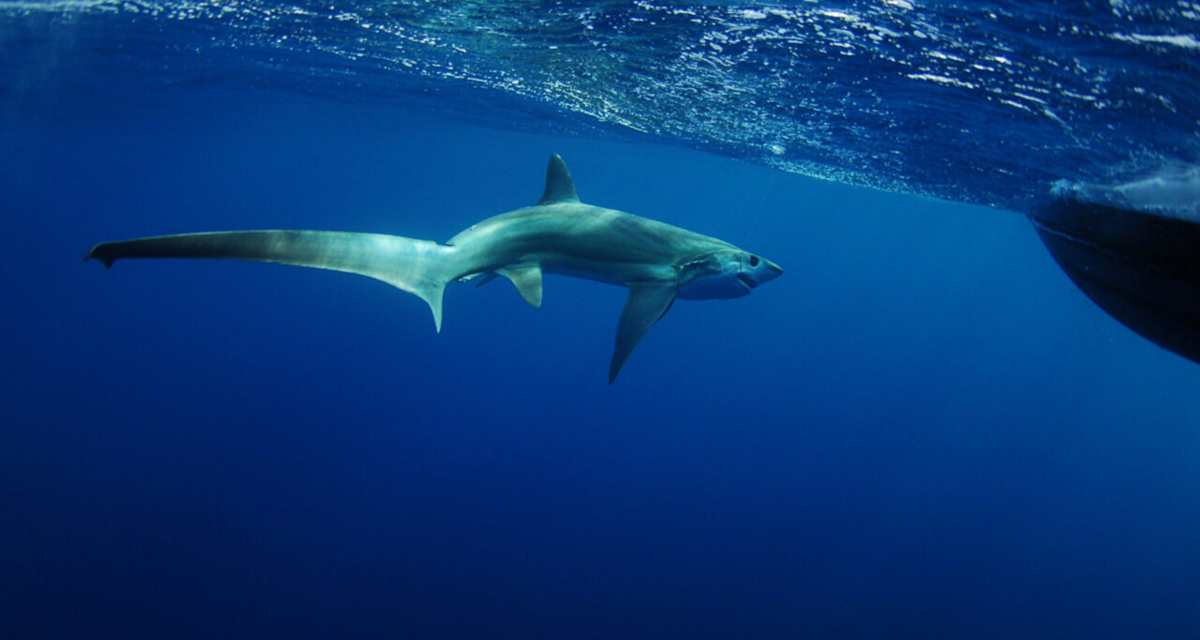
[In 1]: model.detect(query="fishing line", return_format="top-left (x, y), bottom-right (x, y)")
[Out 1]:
top-left (743, 168), bottom-right (776, 246)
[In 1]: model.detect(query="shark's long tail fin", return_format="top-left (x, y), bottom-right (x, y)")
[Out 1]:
top-left (85, 230), bottom-right (458, 332)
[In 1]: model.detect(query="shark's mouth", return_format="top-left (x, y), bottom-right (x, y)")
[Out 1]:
top-left (737, 273), bottom-right (757, 289)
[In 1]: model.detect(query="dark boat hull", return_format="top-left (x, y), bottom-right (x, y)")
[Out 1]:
top-left (1030, 198), bottom-right (1200, 364)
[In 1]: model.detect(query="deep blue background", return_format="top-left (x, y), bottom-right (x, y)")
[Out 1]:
top-left (2, 94), bottom-right (1199, 639)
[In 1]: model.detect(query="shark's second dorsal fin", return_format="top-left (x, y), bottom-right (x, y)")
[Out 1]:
top-left (538, 153), bottom-right (580, 205)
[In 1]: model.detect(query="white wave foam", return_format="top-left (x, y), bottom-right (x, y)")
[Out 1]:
top-left (1056, 166), bottom-right (1200, 222)
top-left (1112, 33), bottom-right (1200, 50)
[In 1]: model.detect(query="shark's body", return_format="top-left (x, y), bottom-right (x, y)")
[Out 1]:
top-left (86, 154), bottom-right (782, 382)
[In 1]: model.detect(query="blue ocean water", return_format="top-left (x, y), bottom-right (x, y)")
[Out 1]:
top-left (2, 2), bottom-right (1199, 639)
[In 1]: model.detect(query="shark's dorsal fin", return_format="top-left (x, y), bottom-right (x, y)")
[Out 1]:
top-left (498, 264), bottom-right (543, 308)
top-left (610, 281), bottom-right (677, 384)
top-left (538, 153), bottom-right (580, 205)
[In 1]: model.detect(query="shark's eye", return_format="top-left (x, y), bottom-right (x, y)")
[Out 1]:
top-left (749, 255), bottom-right (760, 267)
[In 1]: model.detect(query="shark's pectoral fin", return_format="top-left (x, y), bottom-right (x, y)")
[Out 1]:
top-left (610, 281), bottom-right (677, 384)
top-left (498, 264), bottom-right (544, 308)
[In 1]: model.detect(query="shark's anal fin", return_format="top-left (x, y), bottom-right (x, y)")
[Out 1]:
top-left (537, 154), bottom-right (580, 205)
top-left (472, 272), bottom-right (501, 288)
top-left (610, 281), bottom-right (677, 384)
top-left (498, 264), bottom-right (543, 308)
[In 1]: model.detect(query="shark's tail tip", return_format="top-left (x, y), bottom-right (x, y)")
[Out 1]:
top-left (84, 244), bottom-right (116, 268)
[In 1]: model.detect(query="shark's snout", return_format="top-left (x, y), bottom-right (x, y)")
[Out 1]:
top-left (762, 258), bottom-right (783, 280)
top-left (739, 254), bottom-right (783, 289)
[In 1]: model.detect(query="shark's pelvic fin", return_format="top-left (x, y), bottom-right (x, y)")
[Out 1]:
top-left (84, 230), bottom-right (456, 332)
top-left (498, 264), bottom-right (544, 308)
top-left (610, 281), bottom-right (677, 384)
top-left (538, 153), bottom-right (580, 205)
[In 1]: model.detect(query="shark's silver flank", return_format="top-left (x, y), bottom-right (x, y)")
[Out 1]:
top-left (86, 154), bottom-right (783, 383)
